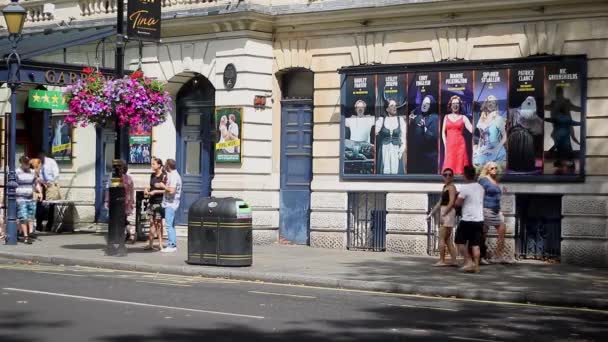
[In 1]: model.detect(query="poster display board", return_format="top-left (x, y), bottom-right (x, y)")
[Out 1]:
top-left (215, 107), bottom-right (243, 163)
top-left (339, 56), bottom-right (587, 181)
top-left (50, 116), bottom-right (72, 162)
top-left (129, 124), bottom-right (152, 164)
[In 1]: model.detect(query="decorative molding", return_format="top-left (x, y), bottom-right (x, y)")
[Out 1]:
top-left (274, 39), bottom-right (313, 71)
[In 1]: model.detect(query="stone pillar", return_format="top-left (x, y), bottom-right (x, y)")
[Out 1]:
top-left (561, 195), bottom-right (608, 267)
top-left (310, 192), bottom-right (348, 249)
top-left (385, 193), bottom-right (429, 255)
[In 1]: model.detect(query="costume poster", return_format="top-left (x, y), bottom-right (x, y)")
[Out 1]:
top-left (472, 69), bottom-right (508, 169)
top-left (440, 70), bottom-right (473, 175)
top-left (507, 66), bottom-right (544, 174)
top-left (343, 75), bottom-right (376, 174)
top-left (215, 107), bottom-right (242, 163)
top-left (375, 74), bottom-right (407, 175)
top-left (129, 124), bottom-right (152, 164)
top-left (543, 64), bottom-right (583, 175)
top-left (50, 116), bottom-right (72, 162)
top-left (407, 72), bottom-right (440, 174)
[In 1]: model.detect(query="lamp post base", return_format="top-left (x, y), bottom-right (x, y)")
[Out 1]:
top-left (106, 177), bottom-right (127, 257)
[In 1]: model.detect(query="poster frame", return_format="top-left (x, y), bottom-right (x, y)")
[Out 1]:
top-left (128, 125), bottom-right (153, 165)
top-left (50, 114), bottom-right (73, 163)
top-left (338, 55), bottom-right (587, 183)
top-left (214, 107), bottom-right (243, 164)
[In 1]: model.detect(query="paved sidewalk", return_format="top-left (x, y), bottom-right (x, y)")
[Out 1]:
top-left (1, 232), bottom-right (607, 309)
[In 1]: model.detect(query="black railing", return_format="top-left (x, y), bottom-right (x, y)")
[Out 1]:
top-left (515, 195), bottom-right (562, 261)
top-left (347, 192), bottom-right (386, 251)
top-left (427, 193), bottom-right (442, 256)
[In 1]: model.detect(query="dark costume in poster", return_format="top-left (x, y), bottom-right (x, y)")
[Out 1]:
top-left (407, 73), bottom-right (439, 174)
top-left (507, 67), bottom-right (544, 173)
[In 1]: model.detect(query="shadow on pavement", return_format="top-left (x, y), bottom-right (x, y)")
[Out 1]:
top-left (0, 311), bottom-right (71, 342)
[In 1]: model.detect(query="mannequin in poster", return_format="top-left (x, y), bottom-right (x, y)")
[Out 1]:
top-left (408, 95), bottom-right (439, 173)
top-left (375, 99), bottom-right (406, 175)
top-left (544, 86), bottom-right (581, 171)
top-left (442, 95), bottom-right (473, 175)
top-left (473, 95), bottom-right (506, 168)
top-left (507, 96), bottom-right (543, 172)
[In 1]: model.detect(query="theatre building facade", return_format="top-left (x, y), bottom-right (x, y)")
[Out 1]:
top-left (1, 0), bottom-right (607, 266)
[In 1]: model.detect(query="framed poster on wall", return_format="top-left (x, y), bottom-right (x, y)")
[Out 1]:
top-left (50, 116), bottom-right (73, 162)
top-left (129, 124), bottom-right (152, 164)
top-left (215, 107), bottom-right (242, 163)
top-left (339, 55), bottom-right (587, 182)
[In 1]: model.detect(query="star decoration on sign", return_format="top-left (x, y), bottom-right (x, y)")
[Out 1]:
top-left (32, 92), bottom-right (41, 102)
top-left (42, 93), bottom-right (50, 103)
top-left (51, 95), bottom-right (59, 104)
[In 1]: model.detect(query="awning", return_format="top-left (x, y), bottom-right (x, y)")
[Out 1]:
top-left (0, 26), bottom-right (115, 60)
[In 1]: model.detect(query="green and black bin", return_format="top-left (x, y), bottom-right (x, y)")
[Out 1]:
top-left (187, 197), bottom-right (253, 267)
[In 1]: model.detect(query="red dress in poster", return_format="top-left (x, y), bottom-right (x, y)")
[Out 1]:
top-left (443, 116), bottom-right (469, 174)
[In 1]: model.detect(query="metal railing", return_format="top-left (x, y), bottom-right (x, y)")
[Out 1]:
top-left (515, 195), bottom-right (562, 261)
top-left (347, 192), bottom-right (386, 252)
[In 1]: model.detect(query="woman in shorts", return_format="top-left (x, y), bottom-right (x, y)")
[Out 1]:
top-left (428, 168), bottom-right (458, 266)
top-left (144, 158), bottom-right (167, 251)
top-left (16, 156), bottom-right (37, 244)
top-left (479, 161), bottom-right (510, 263)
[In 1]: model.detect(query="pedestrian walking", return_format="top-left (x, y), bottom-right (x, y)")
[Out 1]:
top-left (428, 168), bottom-right (458, 266)
top-left (144, 157), bottom-right (167, 251)
top-left (121, 162), bottom-right (136, 244)
top-left (157, 159), bottom-right (181, 253)
top-left (16, 156), bottom-right (37, 244)
top-left (37, 152), bottom-right (61, 232)
top-left (479, 161), bottom-right (512, 264)
top-left (454, 166), bottom-right (485, 273)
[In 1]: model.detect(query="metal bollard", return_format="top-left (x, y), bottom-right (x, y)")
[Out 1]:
top-left (106, 159), bottom-right (127, 256)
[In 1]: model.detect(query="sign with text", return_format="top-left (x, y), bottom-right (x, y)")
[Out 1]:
top-left (127, 0), bottom-right (161, 42)
top-left (215, 107), bottom-right (243, 163)
top-left (28, 90), bottom-right (69, 110)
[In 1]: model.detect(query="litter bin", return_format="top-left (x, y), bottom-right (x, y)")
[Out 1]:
top-left (187, 197), bottom-right (253, 266)
top-left (135, 191), bottom-right (150, 241)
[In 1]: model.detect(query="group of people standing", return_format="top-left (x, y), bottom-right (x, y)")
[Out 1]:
top-left (0, 152), bottom-right (61, 244)
top-left (109, 158), bottom-right (182, 253)
top-left (429, 162), bottom-right (512, 273)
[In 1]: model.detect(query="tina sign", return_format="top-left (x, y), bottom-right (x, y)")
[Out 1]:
top-left (215, 107), bottom-right (243, 163)
top-left (127, 0), bottom-right (161, 42)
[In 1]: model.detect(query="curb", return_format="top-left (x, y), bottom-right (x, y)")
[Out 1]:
top-left (1, 251), bottom-right (606, 310)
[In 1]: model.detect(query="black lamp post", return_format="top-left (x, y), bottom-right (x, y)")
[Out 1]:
top-left (2, 0), bottom-right (26, 245)
top-left (106, 0), bottom-right (127, 256)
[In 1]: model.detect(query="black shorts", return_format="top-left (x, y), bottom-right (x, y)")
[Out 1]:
top-left (147, 203), bottom-right (165, 220)
top-left (455, 220), bottom-right (483, 246)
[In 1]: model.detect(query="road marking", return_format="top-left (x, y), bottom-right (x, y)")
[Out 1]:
top-left (3, 288), bottom-right (264, 320)
top-left (248, 291), bottom-right (317, 299)
top-left (35, 271), bottom-right (86, 277)
top-left (135, 280), bottom-right (191, 287)
top-left (451, 336), bottom-right (500, 342)
top-left (384, 303), bottom-right (458, 312)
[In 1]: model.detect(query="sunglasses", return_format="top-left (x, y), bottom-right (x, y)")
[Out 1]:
top-left (442, 173), bottom-right (453, 177)
top-left (489, 167), bottom-right (497, 170)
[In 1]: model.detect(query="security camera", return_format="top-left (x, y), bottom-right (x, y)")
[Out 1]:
top-left (43, 3), bottom-right (55, 17)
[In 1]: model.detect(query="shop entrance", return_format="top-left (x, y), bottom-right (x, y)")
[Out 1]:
top-left (175, 76), bottom-right (215, 225)
top-left (278, 69), bottom-right (313, 245)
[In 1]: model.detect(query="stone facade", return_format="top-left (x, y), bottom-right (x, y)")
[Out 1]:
top-left (1, 0), bottom-right (607, 266)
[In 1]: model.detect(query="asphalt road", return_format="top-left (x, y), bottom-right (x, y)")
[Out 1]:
top-left (0, 258), bottom-right (606, 342)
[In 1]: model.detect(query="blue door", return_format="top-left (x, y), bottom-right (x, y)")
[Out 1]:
top-left (176, 78), bottom-right (215, 225)
top-left (279, 99), bottom-right (313, 244)
top-left (95, 129), bottom-right (116, 223)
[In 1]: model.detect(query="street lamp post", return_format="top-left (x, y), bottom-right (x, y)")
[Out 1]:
top-left (2, 0), bottom-right (26, 245)
top-left (106, 0), bottom-right (127, 256)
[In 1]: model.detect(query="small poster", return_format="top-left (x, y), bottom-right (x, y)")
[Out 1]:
top-left (507, 66), bottom-right (545, 174)
top-left (440, 70), bottom-right (474, 175)
top-left (127, 0), bottom-right (161, 42)
top-left (375, 74), bottom-right (407, 175)
top-left (50, 116), bottom-right (72, 162)
top-left (343, 75), bottom-right (376, 175)
top-left (543, 64), bottom-right (583, 175)
top-left (472, 69), bottom-right (508, 169)
top-left (215, 107), bottom-right (242, 163)
top-left (407, 72), bottom-right (440, 174)
top-left (129, 124), bottom-right (152, 164)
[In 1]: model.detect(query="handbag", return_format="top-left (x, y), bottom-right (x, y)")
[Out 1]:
top-left (45, 183), bottom-right (62, 201)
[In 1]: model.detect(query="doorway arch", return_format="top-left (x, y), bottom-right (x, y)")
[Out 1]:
top-left (277, 68), bottom-right (314, 244)
top-left (175, 75), bottom-right (215, 225)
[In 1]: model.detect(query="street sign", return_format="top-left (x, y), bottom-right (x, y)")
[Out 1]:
top-left (28, 90), bottom-right (69, 110)
top-left (127, 0), bottom-right (161, 42)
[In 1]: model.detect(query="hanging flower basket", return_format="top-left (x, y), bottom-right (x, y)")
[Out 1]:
top-left (64, 68), bottom-right (172, 130)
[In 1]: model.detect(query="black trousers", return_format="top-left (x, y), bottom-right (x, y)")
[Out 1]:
top-left (35, 202), bottom-right (55, 232)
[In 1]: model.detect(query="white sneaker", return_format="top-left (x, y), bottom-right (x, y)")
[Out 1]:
top-left (480, 258), bottom-right (491, 265)
top-left (161, 247), bottom-right (177, 253)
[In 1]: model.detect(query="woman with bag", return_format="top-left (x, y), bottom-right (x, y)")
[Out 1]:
top-left (427, 168), bottom-right (458, 266)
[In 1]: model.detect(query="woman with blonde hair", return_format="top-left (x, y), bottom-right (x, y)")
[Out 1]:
top-left (478, 161), bottom-right (510, 264)
top-left (474, 95), bottom-right (507, 168)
